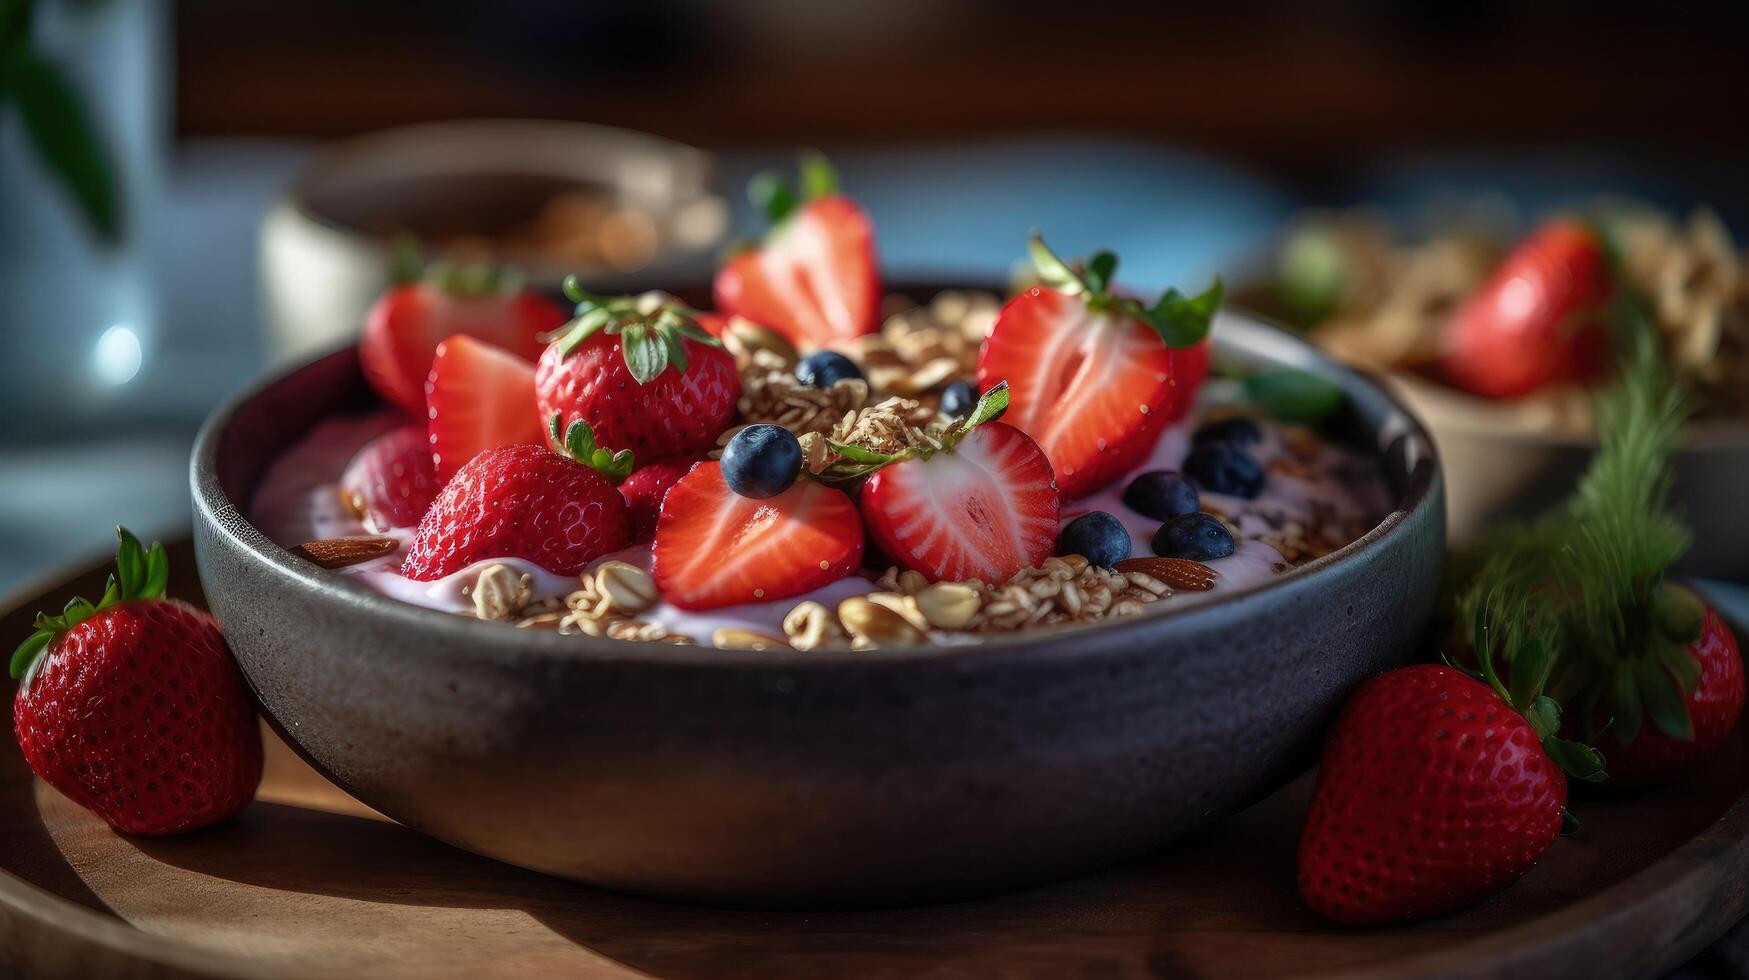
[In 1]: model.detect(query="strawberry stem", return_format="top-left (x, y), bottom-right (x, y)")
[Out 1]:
top-left (1027, 232), bottom-right (1222, 348)
top-left (548, 414), bottom-right (635, 481)
top-left (552, 282), bottom-right (721, 383)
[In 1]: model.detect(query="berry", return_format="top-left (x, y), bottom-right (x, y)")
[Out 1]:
top-left (1121, 470), bottom-right (1200, 521)
top-left (1298, 665), bottom-right (1568, 925)
top-left (1057, 511), bottom-right (1131, 568)
top-left (939, 378), bottom-right (978, 419)
top-left (1587, 593), bottom-right (1744, 788)
top-left (619, 457), bottom-right (698, 543)
top-left (340, 424), bottom-right (440, 531)
top-left (1165, 338), bottom-right (1211, 423)
top-left (402, 441), bottom-right (630, 581)
top-left (359, 277), bottom-right (568, 415)
top-left (1153, 512), bottom-right (1235, 561)
top-left (11, 529), bottom-right (262, 836)
top-left (860, 421), bottom-right (1060, 583)
top-left (1191, 416), bottom-right (1263, 449)
top-left (795, 351), bottom-right (863, 388)
top-left (713, 169), bottom-right (881, 348)
top-left (1442, 219), bottom-right (1613, 399)
top-left (653, 462), bottom-right (864, 610)
top-left (722, 424), bottom-right (803, 499)
top-left (425, 335), bottom-right (546, 482)
top-left (535, 292), bottom-right (739, 460)
top-left (1184, 441), bottom-right (1266, 498)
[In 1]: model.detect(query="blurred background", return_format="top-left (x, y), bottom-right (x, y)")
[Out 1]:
top-left (3, 0), bottom-right (1748, 592)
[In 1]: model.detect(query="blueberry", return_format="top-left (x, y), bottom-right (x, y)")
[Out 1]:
top-left (795, 351), bottom-right (864, 388)
top-left (1058, 511), bottom-right (1133, 568)
top-left (721, 424), bottom-right (801, 498)
top-left (940, 379), bottom-right (978, 419)
top-left (1184, 441), bottom-right (1266, 498)
top-left (1121, 470), bottom-right (1200, 521)
top-left (1153, 512), bottom-right (1236, 561)
top-left (1192, 416), bottom-right (1263, 448)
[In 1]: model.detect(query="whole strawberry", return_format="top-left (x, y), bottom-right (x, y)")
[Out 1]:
top-left (535, 284), bottom-right (739, 460)
top-left (1580, 587), bottom-right (1744, 788)
top-left (341, 424), bottom-right (440, 531)
top-left (11, 529), bottom-right (262, 836)
top-left (1299, 663), bottom-right (1601, 925)
top-left (619, 457), bottom-right (700, 543)
top-left (402, 418), bottom-right (633, 581)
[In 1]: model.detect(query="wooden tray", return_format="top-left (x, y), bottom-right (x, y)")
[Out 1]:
top-left (2, 540), bottom-right (1747, 979)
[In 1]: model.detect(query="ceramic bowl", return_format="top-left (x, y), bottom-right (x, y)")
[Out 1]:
top-left (190, 300), bottom-right (1445, 907)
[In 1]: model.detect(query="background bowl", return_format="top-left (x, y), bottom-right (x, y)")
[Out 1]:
top-left (1387, 371), bottom-right (1749, 579)
top-left (259, 119), bottom-right (727, 364)
top-left (190, 301), bottom-right (1445, 907)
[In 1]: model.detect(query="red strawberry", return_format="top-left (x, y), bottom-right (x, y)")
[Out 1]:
top-left (712, 154), bottom-right (880, 348)
top-left (1299, 664), bottom-right (1584, 925)
top-left (620, 457), bottom-right (699, 543)
top-left (402, 426), bottom-right (633, 581)
top-left (1442, 219), bottom-right (1614, 399)
top-left (978, 236), bottom-right (1221, 499)
top-left (340, 424), bottom-right (440, 531)
top-left (859, 389), bottom-right (1060, 583)
top-left (426, 335), bottom-right (545, 482)
top-left (1585, 591), bottom-right (1744, 788)
top-left (652, 462), bottom-right (864, 610)
top-left (360, 273), bottom-right (568, 415)
top-left (535, 288), bottom-right (739, 461)
top-left (11, 529), bottom-right (262, 836)
top-left (1166, 337), bottom-right (1211, 423)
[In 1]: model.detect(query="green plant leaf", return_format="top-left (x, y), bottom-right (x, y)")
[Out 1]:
top-left (960, 380), bottom-right (1010, 432)
top-left (799, 148), bottom-right (838, 200)
top-left (1610, 662), bottom-right (1644, 747)
top-left (6, 47), bottom-right (121, 243)
top-left (748, 171), bottom-right (797, 225)
top-left (10, 629), bottom-right (51, 681)
top-left (141, 541), bottom-right (169, 601)
top-left (1142, 279), bottom-right (1223, 348)
top-left (1084, 250), bottom-right (1118, 293)
top-left (620, 323), bottom-right (666, 384)
top-left (825, 439), bottom-right (899, 465)
top-left (1027, 233), bottom-right (1087, 295)
top-left (1241, 369), bottom-right (1345, 423)
top-left (660, 326), bottom-right (689, 375)
top-left (1656, 637), bottom-right (1702, 695)
top-left (1524, 694), bottom-right (1561, 740)
top-left (1560, 808), bottom-right (1583, 837)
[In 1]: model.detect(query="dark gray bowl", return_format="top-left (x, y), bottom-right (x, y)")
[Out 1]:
top-left (191, 303), bottom-right (1445, 907)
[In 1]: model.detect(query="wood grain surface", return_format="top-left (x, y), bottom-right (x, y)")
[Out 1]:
top-left (1, 540), bottom-right (1746, 979)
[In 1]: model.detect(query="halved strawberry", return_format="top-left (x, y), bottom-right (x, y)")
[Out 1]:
top-left (712, 155), bottom-right (880, 348)
top-left (426, 335), bottom-right (545, 481)
top-left (652, 462), bottom-right (864, 610)
top-left (340, 424), bottom-right (440, 531)
top-left (360, 273), bottom-right (569, 415)
top-left (1166, 337), bottom-right (1211, 423)
top-left (860, 419), bottom-right (1060, 584)
top-left (978, 237), bottom-right (1221, 499)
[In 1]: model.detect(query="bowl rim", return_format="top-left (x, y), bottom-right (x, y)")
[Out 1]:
top-left (190, 306), bottom-right (1445, 671)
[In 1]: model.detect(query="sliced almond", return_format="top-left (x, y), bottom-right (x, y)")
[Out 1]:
top-left (711, 627), bottom-right (791, 651)
top-left (1114, 556), bottom-right (1218, 592)
top-left (292, 536), bottom-right (397, 569)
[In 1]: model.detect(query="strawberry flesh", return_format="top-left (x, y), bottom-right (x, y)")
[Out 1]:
top-left (860, 421), bottom-right (1060, 584)
top-left (652, 462), bottom-right (864, 610)
top-left (620, 457), bottom-right (700, 543)
top-left (978, 286), bottom-right (1177, 499)
top-left (713, 195), bottom-right (880, 348)
top-left (426, 335), bottom-right (545, 482)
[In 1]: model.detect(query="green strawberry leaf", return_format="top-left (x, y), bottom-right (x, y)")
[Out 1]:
top-left (1656, 637), bottom-right (1703, 695)
top-left (1637, 656), bottom-right (1694, 741)
top-left (799, 148), bottom-right (838, 200)
top-left (9, 629), bottom-right (51, 681)
top-left (1141, 279), bottom-right (1223, 348)
top-left (825, 440), bottom-right (900, 465)
top-left (1027, 233), bottom-right (1088, 296)
top-left (1610, 662), bottom-right (1644, 747)
top-left (553, 416), bottom-right (634, 480)
top-left (659, 326), bottom-right (690, 375)
top-left (1242, 369), bottom-right (1345, 423)
top-left (959, 380), bottom-right (1010, 433)
top-left (748, 171), bottom-right (797, 226)
top-left (620, 323), bottom-right (665, 384)
top-left (1545, 737), bottom-right (1608, 783)
top-left (1560, 808), bottom-right (1583, 837)
top-left (1524, 694), bottom-right (1561, 740)
top-left (1084, 250), bottom-right (1118, 293)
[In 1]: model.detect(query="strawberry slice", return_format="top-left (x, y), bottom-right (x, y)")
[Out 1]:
top-left (977, 236), bottom-right (1221, 499)
top-left (360, 276), bottom-right (569, 415)
top-left (713, 155), bottom-right (880, 348)
top-left (1166, 337), bottom-right (1211, 423)
top-left (861, 420), bottom-right (1060, 584)
top-left (652, 462), bottom-right (864, 610)
top-left (426, 335), bottom-right (545, 481)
